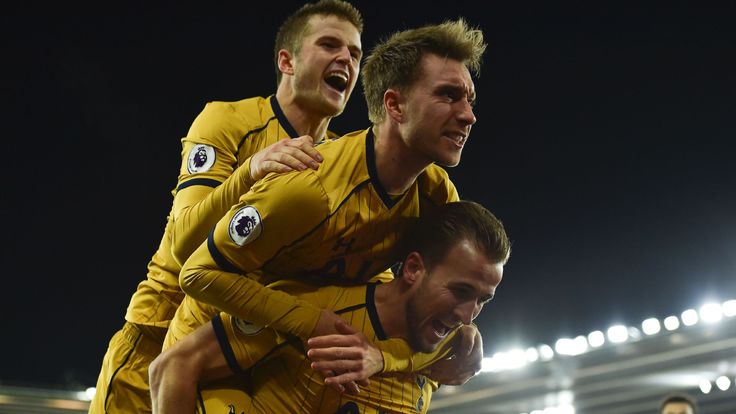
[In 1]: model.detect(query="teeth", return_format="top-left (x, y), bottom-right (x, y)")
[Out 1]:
top-left (325, 71), bottom-right (348, 92)
top-left (329, 71), bottom-right (348, 81)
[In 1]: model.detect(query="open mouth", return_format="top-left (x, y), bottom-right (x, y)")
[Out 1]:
top-left (445, 133), bottom-right (467, 147)
top-left (324, 71), bottom-right (348, 93)
top-left (431, 320), bottom-right (452, 339)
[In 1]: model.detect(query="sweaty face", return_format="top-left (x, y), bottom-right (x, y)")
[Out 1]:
top-left (405, 240), bottom-right (503, 353)
top-left (398, 54), bottom-right (476, 168)
top-left (290, 14), bottom-right (362, 117)
top-left (661, 402), bottom-right (694, 414)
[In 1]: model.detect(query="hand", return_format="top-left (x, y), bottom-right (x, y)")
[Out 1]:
top-left (307, 318), bottom-right (384, 395)
top-left (249, 135), bottom-right (323, 181)
top-left (422, 325), bottom-right (483, 386)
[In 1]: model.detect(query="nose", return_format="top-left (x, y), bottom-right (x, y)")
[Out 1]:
top-left (455, 300), bottom-right (481, 325)
top-left (335, 46), bottom-right (351, 64)
top-left (456, 100), bottom-right (476, 127)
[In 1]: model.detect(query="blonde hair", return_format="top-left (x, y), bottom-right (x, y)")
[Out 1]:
top-left (362, 18), bottom-right (486, 123)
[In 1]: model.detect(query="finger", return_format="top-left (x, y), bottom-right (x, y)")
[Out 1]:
top-left (272, 145), bottom-right (320, 169)
top-left (289, 137), bottom-right (324, 163)
top-left (325, 371), bottom-right (367, 388)
top-left (333, 319), bottom-right (358, 335)
top-left (343, 381), bottom-right (360, 395)
top-left (307, 347), bottom-right (363, 361)
top-left (356, 378), bottom-right (370, 387)
top-left (311, 359), bottom-right (364, 372)
top-left (259, 160), bottom-right (296, 174)
top-left (293, 134), bottom-right (316, 147)
top-left (307, 334), bottom-right (361, 349)
top-left (325, 380), bottom-right (346, 394)
top-left (457, 326), bottom-right (476, 357)
top-left (271, 153), bottom-right (309, 171)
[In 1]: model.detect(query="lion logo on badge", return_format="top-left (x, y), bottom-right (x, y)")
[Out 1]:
top-left (232, 318), bottom-right (264, 336)
top-left (187, 144), bottom-right (216, 173)
top-left (228, 206), bottom-right (262, 246)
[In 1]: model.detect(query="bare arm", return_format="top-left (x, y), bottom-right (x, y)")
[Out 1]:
top-left (149, 321), bottom-right (232, 414)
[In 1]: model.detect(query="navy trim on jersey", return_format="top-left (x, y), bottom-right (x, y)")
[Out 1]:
top-left (365, 284), bottom-right (388, 340)
top-left (335, 302), bottom-right (367, 315)
top-left (176, 178), bottom-right (222, 192)
top-left (235, 119), bottom-right (277, 168)
top-left (365, 129), bottom-right (399, 209)
top-left (212, 314), bottom-right (244, 375)
top-left (261, 175), bottom-right (372, 272)
top-left (270, 95), bottom-right (300, 139)
top-left (207, 231), bottom-right (242, 274)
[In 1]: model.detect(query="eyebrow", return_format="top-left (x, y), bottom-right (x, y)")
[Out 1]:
top-left (436, 83), bottom-right (476, 103)
top-left (316, 34), bottom-right (363, 56)
top-left (452, 282), bottom-right (494, 302)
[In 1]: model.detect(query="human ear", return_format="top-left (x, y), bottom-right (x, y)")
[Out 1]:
top-left (277, 49), bottom-right (295, 76)
top-left (383, 89), bottom-right (404, 123)
top-left (401, 251), bottom-right (426, 285)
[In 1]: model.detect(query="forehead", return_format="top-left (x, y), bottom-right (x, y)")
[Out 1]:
top-left (415, 53), bottom-right (474, 93)
top-left (662, 402), bottom-right (693, 414)
top-left (302, 14), bottom-right (361, 46)
top-left (435, 240), bottom-right (503, 292)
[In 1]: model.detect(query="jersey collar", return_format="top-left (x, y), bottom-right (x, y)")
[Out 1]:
top-left (270, 95), bottom-right (300, 139)
top-left (365, 129), bottom-right (399, 209)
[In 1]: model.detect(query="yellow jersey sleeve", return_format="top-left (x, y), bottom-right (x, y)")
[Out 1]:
top-left (179, 170), bottom-right (330, 339)
top-left (378, 328), bottom-right (456, 374)
top-left (169, 101), bottom-right (261, 265)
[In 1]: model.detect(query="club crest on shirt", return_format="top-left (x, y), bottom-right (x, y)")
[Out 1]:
top-left (228, 206), bottom-right (262, 246)
top-left (187, 144), bottom-right (216, 173)
top-left (232, 318), bottom-right (264, 336)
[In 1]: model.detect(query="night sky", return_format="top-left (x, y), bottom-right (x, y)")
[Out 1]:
top-left (3, 2), bottom-right (735, 389)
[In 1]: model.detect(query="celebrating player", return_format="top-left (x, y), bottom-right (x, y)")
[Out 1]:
top-left (171, 18), bottom-right (487, 390)
top-left (150, 201), bottom-right (510, 413)
top-left (90, 1), bottom-right (364, 412)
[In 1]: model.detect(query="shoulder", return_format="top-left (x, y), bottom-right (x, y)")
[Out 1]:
top-left (417, 164), bottom-right (459, 204)
top-left (312, 129), bottom-right (372, 208)
top-left (186, 96), bottom-right (274, 148)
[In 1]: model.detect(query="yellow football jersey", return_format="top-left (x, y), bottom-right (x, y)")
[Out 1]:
top-left (179, 128), bottom-right (459, 370)
top-left (125, 95), bottom-right (316, 328)
top-left (200, 281), bottom-right (453, 414)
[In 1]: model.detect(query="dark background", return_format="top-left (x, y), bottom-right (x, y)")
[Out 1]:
top-left (2, 1), bottom-right (735, 389)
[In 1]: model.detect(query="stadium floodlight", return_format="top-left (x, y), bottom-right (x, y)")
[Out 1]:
top-left (722, 299), bottom-right (736, 317)
top-left (663, 315), bottom-right (680, 331)
top-left (715, 376), bottom-right (731, 391)
top-left (699, 379), bottom-right (712, 394)
top-left (607, 325), bottom-right (628, 343)
top-left (681, 309), bottom-right (699, 326)
top-left (699, 303), bottom-right (723, 323)
top-left (555, 338), bottom-right (574, 355)
top-left (587, 330), bottom-right (605, 348)
top-left (84, 387), bottom-right (96, 401)
top-left (557, 405), bottom-right (575, 414)
top-left (526, 346), bottom-right (540, 363)
top-left (642, 318), bottom-right (661, 335)
top-left (539, 344), bottom-right (555, 361)
top-left (506, 349), bottom-right (528, 370)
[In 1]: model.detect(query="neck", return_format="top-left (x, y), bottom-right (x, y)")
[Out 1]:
top-left (372, 123), bottom-right (432, 195)
top-left (374, 281), bottom-right (410, 341)
top-left (275, 87), bottom-right (331, 140)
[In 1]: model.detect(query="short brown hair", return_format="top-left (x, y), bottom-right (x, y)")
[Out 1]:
top-left (659, 393), bottom-right (698, 414)
top-left (404, 201), bottom-right (510, 271)
top-left (274, 0), bottom-right (363, 86)
top-left (362, 18), bottom-right (486, 123)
